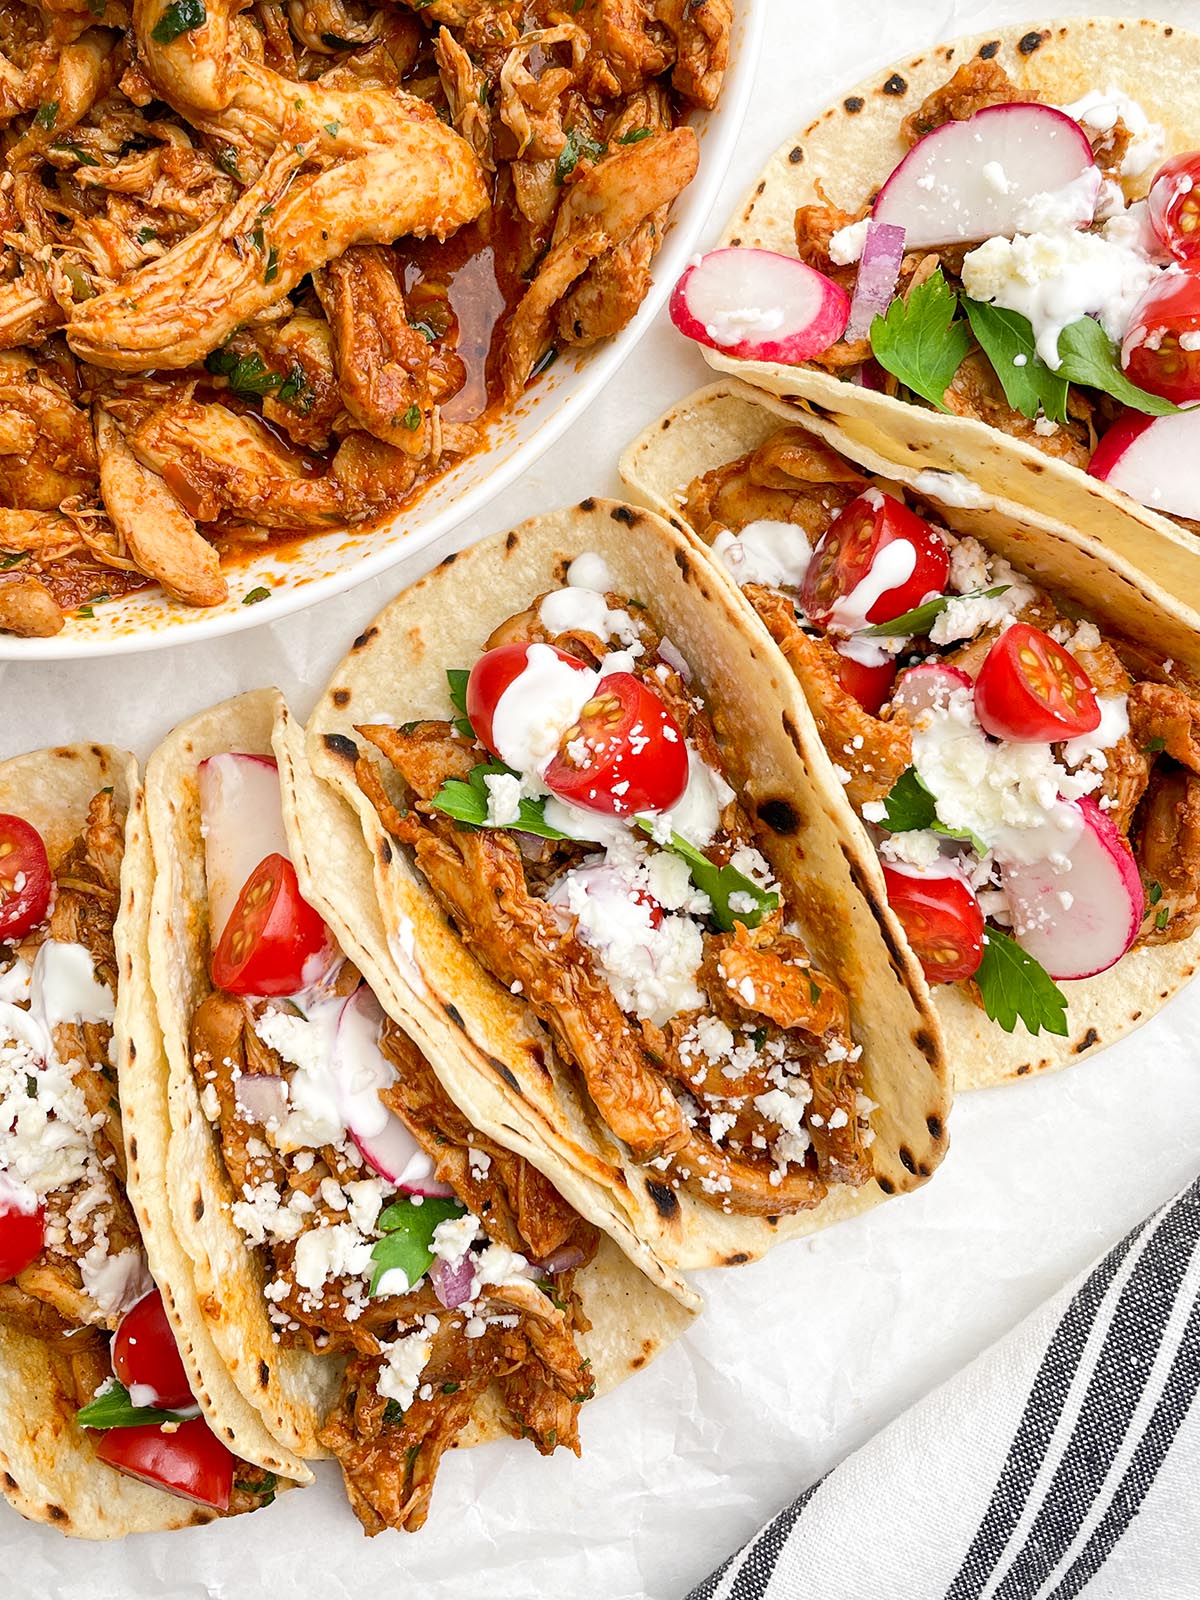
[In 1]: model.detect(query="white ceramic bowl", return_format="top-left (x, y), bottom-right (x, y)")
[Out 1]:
top-left (5, 4), bottom-right (762, 660)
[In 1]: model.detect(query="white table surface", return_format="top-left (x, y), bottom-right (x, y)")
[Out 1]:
top-left (5, 3), bottom-right (1200, 1596)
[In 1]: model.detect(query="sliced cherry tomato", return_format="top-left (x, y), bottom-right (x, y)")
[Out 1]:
top-left (1121, 265), bottom-right (1200, 404)
top-left (834, 649), bottom-right (897, 716)
top-left (800, 491), bottom-right (949, 632)
top-left (211, 853), bottom-right (329, 996)
top-left (882, 865), bottom-right (985, 985)
top-left (0, 1188), bottom-right (44, 1283)
top-left (1147, 152), bottom-right (1200, 263)
top-left (94, 1416), bottom-right (234, 1510)
top-left (465, 642), bottom-right (590, 759)
top-left (543, 672), bottom-right (689, 817)
top-left (0, 814), bottom-right (52, 944)
top-left (112, 1288), bottom-right (194, 1411)
top-left (974, 623), bottom-right (1100, 744)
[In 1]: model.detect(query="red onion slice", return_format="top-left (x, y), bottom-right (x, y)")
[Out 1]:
top-left (844, 222), bottom-right (906, 343)
top-left (430, 1253), bottom-right (476, 1309)
top-left (533, 1245), bottom-right (587, 1276)
top-left (234, 1073), bottom-right (287, 1125)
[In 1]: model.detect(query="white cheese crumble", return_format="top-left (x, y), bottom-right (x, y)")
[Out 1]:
top-left (377, 1324), bottom-right (435, 1412)
top-left (828, 217), bottom-right (870, 265)
top-left (1062, 88), bottom-right (1165, 179)
top-left (483, 772), bottom-right (523, 827)
top-left (711, 521), bottom-right (813, 590)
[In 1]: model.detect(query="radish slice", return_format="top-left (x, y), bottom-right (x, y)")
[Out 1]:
top-left (891, 663), bottom-right (973, 718)
top-left (198, 754), bottom-right (290, 946)
top-left (844, 222), bottom-right (906, 341)
top-left (873, 103), bottom-right (1098, 249)
top-left (334, 988), bottom-right (453, 1196)
top-left (670, 247), bottom-right (850, 364)
top-left (999, 795), bottom-right (1142, 980)
top-left (1087, 407), bottom-right (1200, 520)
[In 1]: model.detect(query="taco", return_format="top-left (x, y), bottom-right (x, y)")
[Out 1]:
top-left (621, 377), bottom-right (1200, 1087)
top-left (139, 688), bottom-right (691, 1536)
top-left (0, 744), bottom-right (281, 1538)
top-left (305, 503), bottom-right (949, 1284)
top-left (668, 19), bottom-right (1200, 605)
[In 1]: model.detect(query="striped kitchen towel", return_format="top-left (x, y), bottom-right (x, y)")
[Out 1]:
top-left (689, 1177), bottom-right (1200, 1600)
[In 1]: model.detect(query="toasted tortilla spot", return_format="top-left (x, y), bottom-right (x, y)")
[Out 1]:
top-left (322, 732), bottom-right (358, 764)
top-left (352, 626), bottom-right (378, 651)
top-left (882, 73), bottom-right (906, 94)
top-left (1019, 29), bottom-right (1046, 52)
top-left (378, 837), bottom-right (392, 866)
top-left (926, 1113), bottom-right (944, 1140)
top-left (490, 1057), bottom-right (522, 1094)
top-left (844, 96), bottom-right (864, 112)
top-left (788, 146), bottom-right (803, 164)
top-left (757, 796), bottom-right (801, 834)
top-left (611, 505), bottom-right (636, 526)
top-left (724, 1251), bottom-right (750, 1265)
top-left (193, 1195), bottom-right (204, 1220)
top-left (979, 38), bottom-right (1000, 57)
top-left (898, 1146), bottom-right (916, 1174)
top-left (1075, 1027), bottom-right (1100, 1053)
top-left (258, 1360), bottom-right (270, 1388)
top-left (579, 496), bottom-right (596, 512)
top-left (331, 689), bottom-right (350, 708)
top-left (446, 1004), bottom-right (464, 1027)
top-left (645, 1180), bottom-right (679, 1220)
top-left (913, 1029), bottom-right (937, 1063)
top-left (878, 1177), bottom-right (895, 1195)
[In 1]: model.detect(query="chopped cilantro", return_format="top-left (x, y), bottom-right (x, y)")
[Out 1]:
top-left (0, 550), bottom-right (28, 569)
top-left (205, 348), bottom-right (280, 396)
top-left (1055, 315), bottom-right (1179, 417)
top-left (401, 403), bottom-right (421, 430)
top-left (320, 30), bottom-right (361, 47)
top-left (217, 146), bottom-right (241, 179)
top-left (276, 362), bottom-right (314, 414)
top-left (858, 585), bottom-right (1009, 639)
top-left (412, 319), bottom-right (438, 343)
top-left (441, 1381), bottom-right (460, 1395)
top-left (554, 126), bottom-right (606, 186)
top-left (136, 225), bottom-right (157, 244)
top-left (76, 1380), bottom-right (197, 1430)
top-left (1148, 880), bottom-right (1163, 906)
top-left (880, 767), bottom-right (937, 832)
top-left (530, 344), bottom-right (559, 379)
top-left (33, 101), bottom-right (58, 130)
top-left (869, 269), bottom-right (971, 412)
top-left (617, 126), bottom-right (652, 144)
top-left (264, 246), bottom-right (279, 284)
top-left (151, 0), bottom-right (206, 44)
top-left (242, 586), bottom-right (271, 605)
top-left (446, 667), bottom-right (476, 739)
top-left (382, 1398), bottom-right (404, 1424)
top-left (50, 139), bottom-right (98, 165)
top-left (961, 299), bottom-right (1069, 423)
top-left (369, 1195), bottom-right (466, 1296)
top-left (633, 823), bottom-right (779, 931)
top-left (1145, 735), bottom-right (1167, 754)
top-left (432, 761), bottom-right (571, 840)
top-left (324, 120), bottom-right (341, 136)
top-left (974, 928), bottom-right (1068, 1037)
top-left (1156, 905), bottom-right (1171, 931)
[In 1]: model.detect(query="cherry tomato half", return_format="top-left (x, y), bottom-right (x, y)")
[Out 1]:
top-left (974, 623), bottom-right (1100, 744)
top-left (465, 642), bottom-right (590, 760)
top-left (211, 854), bottom-right (329, 996)
top-left (0, 814), bottom-right (52, 944)
top-left (800, 492), bottom-right (949, 632)
top-left (1121, 265), bottom-right (1200, 404)
top-left (834, 649), bottom-right (897, 716)
top-left (1147, 152), bottom-right (1200, 263)
top-left (543, 673), bottom-right (689, 817)
top-left (0, 1188), bottom-right (44, 1283)
top-left (112, 1288), bottom-right (194, 1411)
top-left (94, 1416), bottom-right (234, 1510)
top-left (882, 865), bottom-right (985, 985)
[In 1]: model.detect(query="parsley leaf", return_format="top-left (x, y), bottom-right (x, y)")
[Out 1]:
top-left (869, 270), bottom-right (970, 412)
top-left (431, 762), bottom-right (570, 840)
top-left (446, 667), bottom-right (475, 739)
top-left (76, 1379), bottom-right (198, 1431)
top-left (150, 0), bottom-right (206, 44)
top-left (369, 1196), bottom-right (465, 1296)
top-left (554, 126), bottom-right (606, 186)
top-left (276, 361), bottom-right (313, 414)
top-left (1055, 316), bottom-right (1180, 417)
top-left (205, 348), bottom-right (281, 397)
top-left (616, 126), bottom-right (651, 144)
top-left (858, 585), bottom-right (1009, 639)
top-left (33, 101), bottom-right (58, 130)
top-left (880, 767), bottom-right (936, 832)
top-left (401, 403), bottom-right (421, 430)
top-left (633, 823), bottom-right (779, 931)
top-left (961, 299), bottom-right (1069, 423)
top-left (974, 928), bottom-right (1068, 1036)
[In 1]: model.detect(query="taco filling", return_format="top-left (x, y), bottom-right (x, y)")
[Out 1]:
top-left (0, 791), bottom-right (274, 1515)
top-left (679, 419), bottom-right (1200, 1036)
top-left (352, 556), bottom-right (877, 1220)
top-left (673, 48), bottom-right (1200, 528)
top-left (188, 753), bottom-right (599, 1535)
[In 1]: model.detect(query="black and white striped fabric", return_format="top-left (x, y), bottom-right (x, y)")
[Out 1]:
top-left (689, 1178), bottom-right (1200, 1600)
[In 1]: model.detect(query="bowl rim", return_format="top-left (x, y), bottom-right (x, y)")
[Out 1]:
top-left (2, 1), bottom-right (765, 662)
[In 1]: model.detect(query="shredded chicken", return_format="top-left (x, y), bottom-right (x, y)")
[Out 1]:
top-left (1135, 766), bottom-right (1200, 944)
top-left (899, 56), bottom-right (1025, 145)
top-left (0, 0), bottom-right (726, 633)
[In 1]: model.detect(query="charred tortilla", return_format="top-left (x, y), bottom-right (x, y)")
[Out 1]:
top-left (306, 503), bottom-right (949, 1278)
top-left (620, 378), bottom-right (1200, 1088)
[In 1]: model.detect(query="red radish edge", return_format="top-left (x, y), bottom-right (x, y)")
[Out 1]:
top-left (891, 662), bottom-right (973, 716)
top-left (670, 247), bottom-right (850, 365)
top-left (1088, 411), bottom-right (1156, 482)
top-left (999, 795), bottom-right (1142, 981)
top-left (872, 102), bottom-right (1097, 249)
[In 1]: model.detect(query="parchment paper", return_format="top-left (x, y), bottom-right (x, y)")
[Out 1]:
top-left (5, 2), bottom-right (1200, 1595)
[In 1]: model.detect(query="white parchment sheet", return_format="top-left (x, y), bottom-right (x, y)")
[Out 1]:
top-left (4, 2), bottom-right (1200, 1595)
